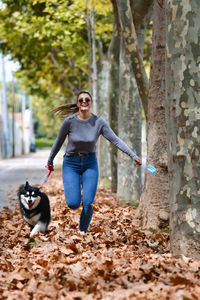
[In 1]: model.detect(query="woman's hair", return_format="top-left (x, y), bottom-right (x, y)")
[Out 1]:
top-left (52, 91), bottom-right (92, 118)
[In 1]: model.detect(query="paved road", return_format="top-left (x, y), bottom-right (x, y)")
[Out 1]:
top-left (0, 149), bottom-right (63, 210)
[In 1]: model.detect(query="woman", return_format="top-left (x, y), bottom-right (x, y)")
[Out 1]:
top-left (47, 91), bottom-right (142, 233)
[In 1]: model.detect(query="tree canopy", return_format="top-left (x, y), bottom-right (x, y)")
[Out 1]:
top-left (0, 0), bottom-right (112, 97)
top-left (0, 0), bottom-right (113, 135)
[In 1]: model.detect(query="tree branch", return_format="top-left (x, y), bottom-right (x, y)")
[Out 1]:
top-left (116, 0), bottom-right (149, 119)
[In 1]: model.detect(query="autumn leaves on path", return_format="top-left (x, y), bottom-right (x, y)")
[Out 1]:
top-left (0, 172), bottom-right (200, 300)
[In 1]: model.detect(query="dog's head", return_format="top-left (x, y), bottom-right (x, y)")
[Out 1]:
top-left (19, 181), bottom-right (41, 210)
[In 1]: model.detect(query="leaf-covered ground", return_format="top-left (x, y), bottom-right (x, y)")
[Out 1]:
top-left (0, 171), bottom-right (200, 300)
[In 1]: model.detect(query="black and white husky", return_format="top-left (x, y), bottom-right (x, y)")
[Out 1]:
top-left (18, 181), bottom-right (51, 238)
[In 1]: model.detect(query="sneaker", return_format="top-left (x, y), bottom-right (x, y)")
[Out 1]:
top-left (78, 229), bottom-right (86, 236)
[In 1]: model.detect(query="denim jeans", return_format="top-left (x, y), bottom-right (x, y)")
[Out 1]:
top-left (62, 153), bottom-right (99, 232)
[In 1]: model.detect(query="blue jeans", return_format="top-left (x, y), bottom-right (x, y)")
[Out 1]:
top-left (62, 153), bottom-right (99, 232)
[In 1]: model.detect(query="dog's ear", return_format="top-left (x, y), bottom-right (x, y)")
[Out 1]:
top-left (25, 181), bottom-right (29, 188)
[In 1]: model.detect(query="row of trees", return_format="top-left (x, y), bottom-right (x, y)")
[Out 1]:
top-left (0, 0), bottom-right (199, 259)
top-left (109, 0), bottom-right (200, 259)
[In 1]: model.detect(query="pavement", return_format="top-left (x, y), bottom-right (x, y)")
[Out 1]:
top-left (0, 148), bottom-right (63, 210)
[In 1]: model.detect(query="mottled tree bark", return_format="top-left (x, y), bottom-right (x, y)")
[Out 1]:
top-left (166, 0), bottom-right (200, 259)
top-left (116, 0), bottom-right (150, 119)
top-left (108, 0), bottom-right (121, 193)
top-left (117, 1), bottom-right (152, 201)
top-left (135, 0), bottom-right (169, 229)
top-left (98, 56), bottom-right (111, 179)
top-left (118, 37), bottom-right (142, 201)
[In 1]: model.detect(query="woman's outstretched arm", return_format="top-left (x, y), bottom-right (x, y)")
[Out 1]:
top-left (100, 118), bottom-right (142, 166)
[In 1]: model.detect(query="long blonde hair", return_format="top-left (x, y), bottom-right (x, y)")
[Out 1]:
top-left (52, 91), bottom-right (92, 118)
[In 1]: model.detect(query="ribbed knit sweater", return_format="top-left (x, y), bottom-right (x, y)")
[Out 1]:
top-left (48, 113), bottom-right (139, 164)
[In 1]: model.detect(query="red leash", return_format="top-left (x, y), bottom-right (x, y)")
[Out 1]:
top-left (41, 164), bottom-right (54, 186)
top-left (41, 170), bottom-right (52, 186)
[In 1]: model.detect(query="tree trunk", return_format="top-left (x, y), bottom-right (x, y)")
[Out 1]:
top-left (116, 0), bottom-right (149, 119)
top-left (108, 0), bottom-right (121, 193)
top-left (0, 53), bottom-right (10, 158)
top-left (11, 76), bottom-right (16, 157)
top-left (21, 92), bottom-right (26, 155)
top-left (98, 55), bottom-right (111, 179)
top-left (117, 37), bottom-right (142, 201)
top-left (86, 2), bottom-right (98, 114)
top-left (86, 13), bottom-right (92, 93)
top-left (134, 0), bottom-right (169, 229)
top-left (90, 6), bottom-right (98, 114)
top-left (117, 1), bottom-right (152, 202)
top-left (166, 0), bottom-right (200, 259)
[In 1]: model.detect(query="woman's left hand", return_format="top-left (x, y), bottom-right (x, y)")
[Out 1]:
top-left (135, 158), bottom-right (142, 166)
top-left (46, 163), bottom-right (54, 171)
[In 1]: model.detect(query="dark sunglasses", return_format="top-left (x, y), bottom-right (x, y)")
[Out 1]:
top-left (78, 98), bottom-right (91, 104)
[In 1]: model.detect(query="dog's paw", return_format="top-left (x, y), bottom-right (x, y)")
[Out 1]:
top-left (30, 222), bottom-right (47, 237)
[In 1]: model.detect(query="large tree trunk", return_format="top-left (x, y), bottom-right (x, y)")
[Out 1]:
top-left (116, 0), bottom-right (149, 119)
top-left (98, 55), bottom-right (111, 179)
top-left (108, 0), bottom-right (121, 193)
top-left (134, 0), bottom-right (169, 229)
top-left (117, 1), bottom-right (152, 201)
top-left (85, 3), bottom-right (98, 114)
top-left (90, 6), bottom-right (98, 114)
top-left (118, 37), bottom-right (142, 201)
top-left (166, 0), bottom-right (200, 259)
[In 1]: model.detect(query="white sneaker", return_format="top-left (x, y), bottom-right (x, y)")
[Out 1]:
top-left (78, 230), bottom-right (86, 236)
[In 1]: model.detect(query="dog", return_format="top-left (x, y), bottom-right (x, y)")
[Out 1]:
top-left (18, 181), bottom-right (51, 238)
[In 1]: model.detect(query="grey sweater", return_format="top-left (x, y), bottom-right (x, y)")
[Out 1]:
top-left (48, 113), bottom-right (139, 164)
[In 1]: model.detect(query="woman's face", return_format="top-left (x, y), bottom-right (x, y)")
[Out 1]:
top-left (77, 93), bottom-right (92, 112)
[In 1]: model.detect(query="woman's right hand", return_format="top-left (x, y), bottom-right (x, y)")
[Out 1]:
top-left (46, 163), bottom-right (54, 171)
top-left (135, 158), bottom-right (142, 166)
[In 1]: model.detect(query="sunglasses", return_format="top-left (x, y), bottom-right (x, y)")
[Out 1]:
top-left (78, 98), bottom-right (91, 104)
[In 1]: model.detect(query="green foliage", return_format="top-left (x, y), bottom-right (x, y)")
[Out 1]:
top-left (0, 0), bottom-right (88, 98)
top-left (0, 0), bottom-right (113, 136)
top-left (160, 229), bottom-right (169, 234)
top-left (0, 0), bottom-right (112, 99)
top-left (120, 199), bottom-right (139, 208)
top-left (149, 228), bottom-right (156, 233)
top-left (143, 22), bottom-right (152, 73)
top-left (35, 138), bottom-right (55, 148)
